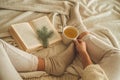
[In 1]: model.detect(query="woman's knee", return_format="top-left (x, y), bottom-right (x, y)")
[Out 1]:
top-left (99, 51), bottom-right (120, 80)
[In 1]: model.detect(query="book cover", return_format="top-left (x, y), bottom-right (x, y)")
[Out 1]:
top-left (9, 16), bottom-right (62, 52)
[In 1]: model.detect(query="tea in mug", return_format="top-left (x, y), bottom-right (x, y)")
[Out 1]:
top-left (64, 27), bottom-right (78, 39)
top-left (62, 26), bottom-right (79, 45)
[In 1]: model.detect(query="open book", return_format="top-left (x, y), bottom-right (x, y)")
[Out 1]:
top-left (9, 16), bottom-right (62, 52)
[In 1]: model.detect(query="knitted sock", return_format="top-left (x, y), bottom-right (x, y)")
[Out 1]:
top-left (44, 43), bottom-right (75, 76)
top-left (67, 3), bottom-right (88, 34)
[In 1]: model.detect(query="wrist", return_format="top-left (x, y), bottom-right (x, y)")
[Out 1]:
top-left (78, 50), bottom-right (88, 57)
top-left (79, 51), bottom-right (93, 68)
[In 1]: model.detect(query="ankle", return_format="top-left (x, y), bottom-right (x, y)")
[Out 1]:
top-left (37, 57), bottom-right (45, 71)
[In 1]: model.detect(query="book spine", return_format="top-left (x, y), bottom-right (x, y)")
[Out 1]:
top-left (9, 27), bottom-right (28, 51)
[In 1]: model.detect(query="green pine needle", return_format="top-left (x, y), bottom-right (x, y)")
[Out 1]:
top-left (37, 26), bottom-right (54, 48)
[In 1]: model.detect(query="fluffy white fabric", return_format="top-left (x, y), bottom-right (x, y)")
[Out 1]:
top-left (82, 65), bottom-right (108, 80)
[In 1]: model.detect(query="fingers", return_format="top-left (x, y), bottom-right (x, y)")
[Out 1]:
top-left (73, 39), bottom-right (79, 46)
top-left (73, 39), bottom-right (84, 46)
top-left (77, 32), bottom-right (90, 39)
top-left (73, 40), bottom-right (79, 52)
top-left (78, 39), bottom-right (82, 43)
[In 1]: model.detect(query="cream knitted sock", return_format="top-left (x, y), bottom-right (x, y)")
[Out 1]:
top-left (67, 3), bottom-right (88, 34)
top-left (45, 43), bottom-right (75, 76)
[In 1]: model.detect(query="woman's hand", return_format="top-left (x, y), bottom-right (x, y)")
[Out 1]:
top-left (73, 39), bottom-right (93, 68)
top-left (73, 39), bottom-right (87, 54)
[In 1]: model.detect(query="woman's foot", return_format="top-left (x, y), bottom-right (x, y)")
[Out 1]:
top-left (44, 43), bottom-right (75, 76)
top-left (67, 3), bottom-right (82, 27)
top-left (67, 3), bottom-right (88, 34)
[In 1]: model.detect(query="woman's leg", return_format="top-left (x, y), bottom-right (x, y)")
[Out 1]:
top-left (0, 39), bottom-right (75, 77)
top-left (68, 3), bottom-right (119, 63)
top-left (79, 33), bottom-right (118, 63)
top-left (44, 43), bottom-right (75, 76)
top-left (70, 4), bottom-right (120, 79)
top-left (0, 40), bottom-right (23, 80)
top-left (68, 3), bottom-right (116, 63)
top-left (79, 32), bottom-right (120, 80)
top-left (0, 39), bottom-right (38, 72)
top-left (76, 18), bottom-right (120, 80)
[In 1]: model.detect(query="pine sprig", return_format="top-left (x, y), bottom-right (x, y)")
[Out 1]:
top-left (37, 26), bottom-right (54, 48)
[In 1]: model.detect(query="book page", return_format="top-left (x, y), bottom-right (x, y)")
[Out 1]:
top-left (31, 16), bottom-right (62, 45)
top-left (11, 22), bottom-right (42, 51)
